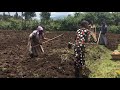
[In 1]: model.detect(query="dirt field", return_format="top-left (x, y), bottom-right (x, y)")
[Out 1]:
top-left (0, 30), bottom-right (120, 78)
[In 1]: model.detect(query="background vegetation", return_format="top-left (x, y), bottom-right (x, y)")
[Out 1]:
top-left (0, 12), bottom-right (120, 33)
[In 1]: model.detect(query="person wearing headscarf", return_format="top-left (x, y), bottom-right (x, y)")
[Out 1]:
top-left (28, 26), bottom-right (48, 58)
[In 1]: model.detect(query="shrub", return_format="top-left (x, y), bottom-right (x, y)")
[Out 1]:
top-left (108, 25), bottom-right (120, 34)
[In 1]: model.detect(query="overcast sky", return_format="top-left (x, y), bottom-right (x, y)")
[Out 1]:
top-left (0, 12), bottom-right (75, 19)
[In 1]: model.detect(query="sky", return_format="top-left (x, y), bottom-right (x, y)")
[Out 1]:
top-left (0, 12), bottom-right (75, 20)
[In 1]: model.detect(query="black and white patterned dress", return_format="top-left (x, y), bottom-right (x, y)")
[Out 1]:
top-left (74, 28), bottom-right (91, 68)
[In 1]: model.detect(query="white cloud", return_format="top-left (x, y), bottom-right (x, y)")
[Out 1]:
top-left (50, 12), bottom-right (75, 18)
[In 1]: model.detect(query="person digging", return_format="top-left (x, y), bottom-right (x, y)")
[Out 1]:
top-left (28, 26), bottom-right (48, 58)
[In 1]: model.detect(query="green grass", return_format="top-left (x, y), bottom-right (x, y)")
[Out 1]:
top-left (86, 45), bottom-right (120, 78)
top-left (52, 45), bottom-right (120, 78)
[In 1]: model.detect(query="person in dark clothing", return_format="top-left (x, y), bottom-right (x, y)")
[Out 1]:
top-left (99, 21), bottom-right (108, 46)
top-left (74, 20), bottom-right (91, 78)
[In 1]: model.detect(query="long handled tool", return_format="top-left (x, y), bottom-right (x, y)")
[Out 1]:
top-left (97, 31), bottom-right (101, 44)
top-left (43, 34), bottom-right (64, 44)
top-left (26, 33), bottom-right (64, 56)
top-left (32, 33), bottom-right (64, 47)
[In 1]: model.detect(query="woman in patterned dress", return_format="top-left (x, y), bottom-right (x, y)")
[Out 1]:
top-left (74, 20), bottom-right (91, 78)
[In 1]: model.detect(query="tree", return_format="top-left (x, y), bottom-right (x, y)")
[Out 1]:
top-left (112, 12), bottom-right (120, 25)
top-left (94, 12), bottom-right (113, 25)
top-left (74, 12), bottom-right (81, 18)
top-left (8, 12), bottom-right (10, 16)
top-left (83, 12), bottom-right (98, 24)
top-left (40, 12), bottom-right (51, 20)
top-left (3, 12), bottom-right (7, 20)
top-left (21, 12), bottom-right (24, 30)
top-left (82, 12), bottom-right (114, 25)
top-left (23, 12), bottom-right (36, 20)
top-left (40, 12), bottom-right (51, 26)
top-left (22, 12), bottom-right (36, 30)
top-left (0, 14), bottom-right (2, 21)
top-left (14, 12), bottom-right (19, 19)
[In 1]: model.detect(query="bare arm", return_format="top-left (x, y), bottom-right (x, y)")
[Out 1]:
top-left (41, 32), bottom-right (48, 40)
top-left (27, 37), bottom-right (31, 46)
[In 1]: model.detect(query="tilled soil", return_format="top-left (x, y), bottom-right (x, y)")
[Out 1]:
top-left (0, 30), bottom-right (120, 78)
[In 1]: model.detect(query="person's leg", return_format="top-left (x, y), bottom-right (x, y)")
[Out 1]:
top-left (33, 37), bottom-right (41, 57)
top-left (34, 47), bottom-right (38, 57)
top-left (29, 46), bottom-right (34, 58)
top-left (74, 60), bottom-right (83, 78)
top-left (36, 45), bottom-right (41, 55)
top-left (74, 62), bottom-right (80, 78)
top-left (74, 47), bottom-right (80, 78)
top-left (103, 35), bottom-right (107, 46)
top-left (80, 46), bottom-right (86, 77)
top-left (40, 45), bottom-right (44, 53)
top-left (30, 36), bottom-right (38, 57)
top-left (28, 37), bottom-right (35, 58)
top-left (75, 46), bottom-right (84, 78)
top-left (99, 34), bottom-right (102, 44)
top-left (35, 43), bottom-right (41, 57)
top-left (99, 34), bottom-right (104, 45)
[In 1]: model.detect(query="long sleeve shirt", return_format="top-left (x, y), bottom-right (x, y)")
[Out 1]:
top-left (100, 25), bottom-right (107, 34)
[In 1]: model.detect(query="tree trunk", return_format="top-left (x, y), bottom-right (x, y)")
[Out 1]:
top-left (22, 12), bottom-right (24, 30)
top-left (8, 12), bottom-right (10, 16)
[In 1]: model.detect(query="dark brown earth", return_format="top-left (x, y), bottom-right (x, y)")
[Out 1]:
top-left (0, 30), bottom-right (120, 78)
